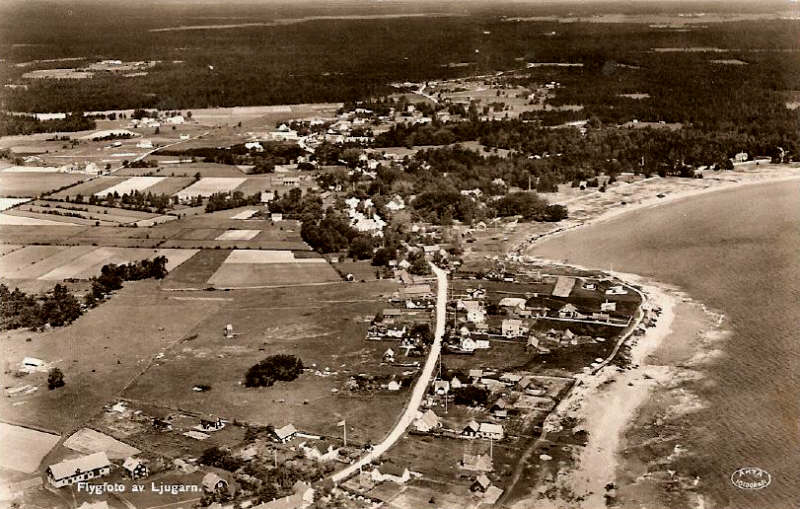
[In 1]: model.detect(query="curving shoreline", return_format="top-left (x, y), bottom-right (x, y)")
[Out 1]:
top-left (501, 168), bottom-right (800, 508)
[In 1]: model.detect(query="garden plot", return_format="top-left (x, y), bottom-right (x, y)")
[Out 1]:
top-left (215, 229), bottom-right (260, 241)
top-left (94, 176), bottom-right (166, 197)
top-left (0, 423), bottom-right (61, 473)
top-left (174, 177), bottom-right (247, 200)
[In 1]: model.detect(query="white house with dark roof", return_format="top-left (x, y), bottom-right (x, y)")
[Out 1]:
top-left (272, 424), bottom-right (298, 443)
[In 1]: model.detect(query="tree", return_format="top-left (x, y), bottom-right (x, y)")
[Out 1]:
top-left (48, 368), bottom-right (65, 390)
top-left (245, 355), bottom-right (304, 388)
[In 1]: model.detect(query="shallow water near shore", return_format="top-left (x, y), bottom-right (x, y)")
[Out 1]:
top-left (530, 180), bottom-right (800, 509)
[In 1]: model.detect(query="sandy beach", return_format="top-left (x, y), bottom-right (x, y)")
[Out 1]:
top-left (504, 167), bottom-right (800, 508)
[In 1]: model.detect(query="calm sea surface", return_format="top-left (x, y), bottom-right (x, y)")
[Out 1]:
top-left (530, 180), bottom-right (800, 509)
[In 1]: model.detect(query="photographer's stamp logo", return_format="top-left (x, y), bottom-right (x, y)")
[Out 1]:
top-left (730, 467), bottom-right (771, 490)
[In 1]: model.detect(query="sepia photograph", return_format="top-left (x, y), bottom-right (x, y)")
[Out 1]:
top-left (0, 0), bottom-right (798, 508)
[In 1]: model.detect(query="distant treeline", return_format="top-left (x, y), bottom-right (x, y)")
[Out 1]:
top-left (0, 112), bottom-right (95, 136)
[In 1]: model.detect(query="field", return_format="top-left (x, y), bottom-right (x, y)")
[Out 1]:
top-left (0, 423), bottom-right (61, 474)
top-left (48, 177), bottom-right (128, 200)
top-left (62, 427), bottom-right (140, 459)
top-left (7, 200), bottom-right (163, 226)
top-left (0, 245), bottom-right (198, 281)
top-left (0, 198), bottom-right (30, 211)
top-left (140, 160), bottom-right (250, 178)
top-left (0, 173), bottom-right (86, 197)
top-left (122, 280), bottom-right (411, 444)
top-left (93, 176), bottom-right (166, 197)
top-left (174, 177), bottom-right (248, 200)
top-left (206, 249), bottom-right (339, 287)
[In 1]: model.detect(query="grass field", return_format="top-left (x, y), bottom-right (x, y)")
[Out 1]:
top-left (0, 173), bottom-right (86, 197)
top-left (143, 161), bottom-right (249, 178)
top-left (123, 280), bottom-right (409, 444)
top-left (231, 177), bottom-right (274, 195)
top-left (0, 280), bottom-right (226, 433)
top-left (215, 229), bottom-right (260, 241)
top-left (205, 249), bottom-right (338, 287)
top-left (137, 176), bottom-right (194, 195)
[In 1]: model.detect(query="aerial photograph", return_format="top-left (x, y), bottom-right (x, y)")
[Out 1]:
top-left (0, 0), bottom-right (797, 508)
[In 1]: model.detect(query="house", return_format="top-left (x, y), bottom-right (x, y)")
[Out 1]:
top-left (468, 369), bottom-right (483, 380)
top-left (601, 301), bottom-right (617, 312)
top-left (471, 474), bottom-right (492, 493)
top-left (451, 376), bottom-right (463, 389)
top-left (167, 115), bottom-right (185, 125)
top-left (21, 357), bottom-right (45, 372)
top-left (497, 297), bottom-right (526, 313)
top-left (47, 452), bottom-right (111, 488)
top-left (371, 463), bottom-right (411, 484)
top-left (245, 141), bottom-right (264, 152)
top-left (499, 373), bottom-right (522, 385)
top-left (122, 457), bottom-right (148, 479)
top-left (198, 417), bottom-right (225, 431)
top-left (463, 420), bottom-right (481, 437)
top-left (558, 303), bottom-right (579, 319)
top-left (271, 213), bottom-right (283, 222)
top-left (414, 409), bottom-right (441, 433)
top-left (501, 319), bottom-right (526, 338)
top-left (734, 151), bottom-right (748, 162)
top-left (260, 191), bottom-right (275, 203)
top-left (202, 472), bottom-right (228, 493)
top-left (478, 422), bottom-right (504, 440)
top-left (458, 300), bottom-right (486, 323)
top-left (383, 348), bottom-right (395, 363)
top-left (461, 453), bottom-right (493, 472)
top-left (386, 195), bottom-right (405, 211)
top-left (605, 285), bottom-right (628, 295)
top-left (399, 284), bottom-right (433, 299)
top-left (272, 424), bottom-right (298, 443)
top-left (136, 139), bottom-right (153, 149)
top-left (491, 398), bottom-right (509, 413)
top-left (527, 335), bottom-right (540, 350)
top-left (387, 380), bottom-right (402, 391)
top-left (433, 380), bottom-right (450, 395)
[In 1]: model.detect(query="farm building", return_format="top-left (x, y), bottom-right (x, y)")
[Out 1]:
top-left (433, 380), bottom-right (450, 395)
top-left (462, 420), bottom-right (480, 437)
top-left (272, 424), bottom-right (298, 443)
top-left (47, 452), bottom-right (111, 488)
top-left (478, 423), bottom-right (504, 440)
top-left (122, 457), bottom-right (148, 479)
top-left (414, 409), bottom-right (441, 433)
top-left (202, 472), bottom-right (228, 493)
top-left (371, 464), bottom-right (412, 484)
top-left (471, 474), bottom-right (492, 493)
top-left (558, 303), bottom-right (580, 319)
top-left (497, 297), bottom-right (526, 312)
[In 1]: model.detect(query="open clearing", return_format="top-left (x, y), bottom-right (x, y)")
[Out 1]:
top-left (174, 177), bottom-right (247, 200)
top-left (0, 173), bottom-right (86, 197)
top-left (93, 176), bottom-right (166, 197)
top-left (0, 423), bottom-right (61, 474)
top-left (215, 229), bottom-right (260, 241)
top-left (230, 209), bottom-right (258, 220)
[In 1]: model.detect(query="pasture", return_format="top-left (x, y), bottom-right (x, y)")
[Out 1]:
top-left (123, 280), bottom-right (409, 444)
top-left (0, 280), bottom-right (226, 433)
top-left (48, 176), bottom-right (128, 200)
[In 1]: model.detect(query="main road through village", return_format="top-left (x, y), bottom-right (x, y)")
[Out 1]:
top-left (331, 263), bottom-right (447, 483)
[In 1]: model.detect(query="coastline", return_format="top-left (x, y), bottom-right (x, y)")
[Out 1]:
top-left (502, 169), bottom-right (800, 508)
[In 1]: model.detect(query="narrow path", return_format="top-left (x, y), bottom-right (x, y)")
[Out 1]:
top-left (331, 263), bottom-right (447, 483)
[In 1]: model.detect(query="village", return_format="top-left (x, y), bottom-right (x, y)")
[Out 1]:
top-left (0, 54), bottom-right (772, 509)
